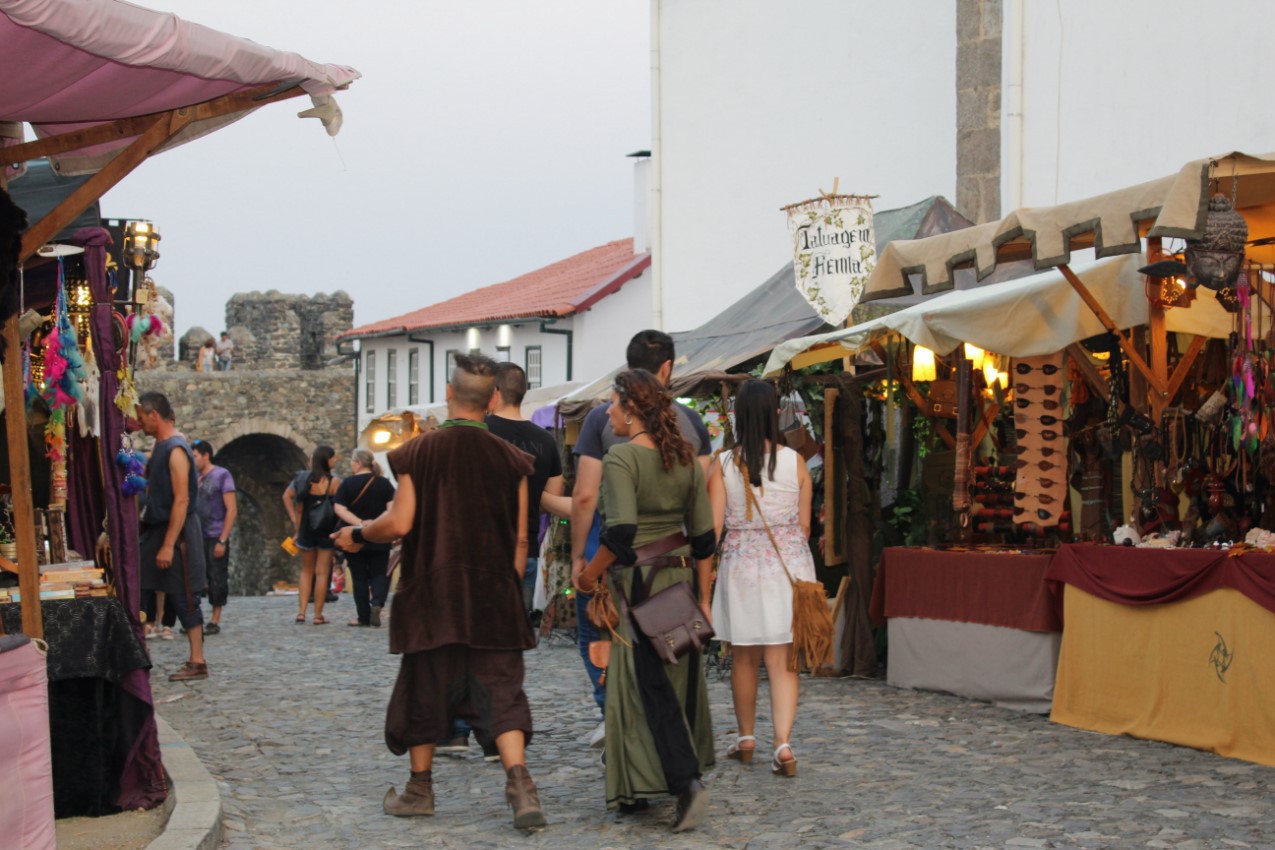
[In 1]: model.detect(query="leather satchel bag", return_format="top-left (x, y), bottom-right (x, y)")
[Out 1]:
top-left (629, 579), bottom-right (714, 665)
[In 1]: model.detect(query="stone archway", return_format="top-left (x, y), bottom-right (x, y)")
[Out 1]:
top-left (213, 433), bottom-right (309, 595)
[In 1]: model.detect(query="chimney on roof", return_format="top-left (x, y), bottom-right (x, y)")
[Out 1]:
top-left (628, 150), bottom-right (651, 254)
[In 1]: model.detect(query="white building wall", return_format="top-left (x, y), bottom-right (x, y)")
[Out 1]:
top-left (573, 269), bottom-right (654, 385)
top-left (1009, 0), bottom-right (1275, 209)
top-left (355, 323), bottom-right (577, 431)
top-left (652, 0), bottom-right (957, 333)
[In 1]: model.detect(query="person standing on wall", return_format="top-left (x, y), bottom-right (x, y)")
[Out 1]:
top-left (192, 440), bottom-right (237, 636)
top-left (335, 448), bottom-right (396, 628)
top-left (570, 330), bottom-right (713, 749)
top-left (135, 392), bottom-right (209, 681)
top-left (215, 331), bottom-right (234, 371)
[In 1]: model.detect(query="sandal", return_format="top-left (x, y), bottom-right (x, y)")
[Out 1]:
top-left (772, 743), bottom-right (797, 777)
top-left (313, 616), bottom-right (329, 625)
top-left (294, 615), bottom-right (306, 624)
top-left (726, 735), bottom-right (756, 764)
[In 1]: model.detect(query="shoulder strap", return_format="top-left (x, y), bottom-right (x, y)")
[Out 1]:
top-left (740, 459), bottom-right (797, 588)
top-left (350, 475), bottom-right (375, 509)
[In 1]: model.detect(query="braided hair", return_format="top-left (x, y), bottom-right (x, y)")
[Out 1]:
top-left (613, 369), bottom-right (692, 471)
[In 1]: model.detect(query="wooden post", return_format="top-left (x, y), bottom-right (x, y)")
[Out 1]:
top-left (1146, 237), bottom-right (1170, 423)
top-left (2, 314), bottom-right (42, 639)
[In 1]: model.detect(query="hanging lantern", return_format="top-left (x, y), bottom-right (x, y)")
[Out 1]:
top-left (66, 275), bottom-right (93, 341)
top-left (912, 345), bottom-right (937, 382)
top-left (964, 343), bottom-right (986, 369)
top-left (982, 359), bottom-right (998, 388)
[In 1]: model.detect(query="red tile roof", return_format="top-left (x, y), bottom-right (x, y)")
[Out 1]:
top-left (341, 238), bottom-right (650, 339)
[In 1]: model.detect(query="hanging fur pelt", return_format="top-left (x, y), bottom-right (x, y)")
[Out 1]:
top-left (0, 187), bottom-right (27, 362)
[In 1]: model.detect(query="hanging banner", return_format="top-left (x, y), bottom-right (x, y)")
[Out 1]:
top-left (783, 194), bottom-right (876, 326)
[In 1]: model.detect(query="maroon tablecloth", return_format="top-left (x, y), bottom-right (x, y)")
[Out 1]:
top-left (870, 547), bottom-right (1062, 633)
top-left (1045, 542), bottom-right (1275, 616)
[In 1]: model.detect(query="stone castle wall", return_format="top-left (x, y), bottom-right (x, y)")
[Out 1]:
top-left (137, 289), bottom-right (358, 595)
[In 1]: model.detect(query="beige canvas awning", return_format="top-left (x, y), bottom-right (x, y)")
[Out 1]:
top-left (863, 151), bottom-right (1275, 302)
top-left (765, 254), bottom-right (1243, 375)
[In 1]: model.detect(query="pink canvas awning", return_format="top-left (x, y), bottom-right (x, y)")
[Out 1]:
top-left (1, 0), bottom-right (360, 176)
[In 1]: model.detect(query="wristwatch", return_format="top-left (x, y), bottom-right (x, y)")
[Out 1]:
top-left (351, 526), bottom-right (366, 545)
top-left (217, 538), bottom-right (227, 545)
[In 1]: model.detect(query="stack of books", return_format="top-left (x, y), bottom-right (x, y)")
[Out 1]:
top-left (0, 560), bottom-right (109, 603)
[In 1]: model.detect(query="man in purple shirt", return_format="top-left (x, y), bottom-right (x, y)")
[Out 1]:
top-left (193, 440), bottom-right (237, 635)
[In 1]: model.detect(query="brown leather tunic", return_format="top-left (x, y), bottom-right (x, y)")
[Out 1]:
top-left (386, 423), bottom-right (535, 654)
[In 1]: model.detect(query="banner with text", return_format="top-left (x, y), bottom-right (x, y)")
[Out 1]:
top-left (785, 195), bottom-right (876, 326)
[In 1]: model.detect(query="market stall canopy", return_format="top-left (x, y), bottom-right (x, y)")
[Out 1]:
top-left (5, 159), bottom-right (98, 240)
top-left (863, 151), bottom-right (1275, 301)
top-left (0, 0), bottom-right (359, 256)
top-left (764, 254), bottom-right (1241, 374)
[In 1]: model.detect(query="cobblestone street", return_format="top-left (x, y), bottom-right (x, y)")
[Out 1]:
top-left (149, 596), bottom-right (1274, 850)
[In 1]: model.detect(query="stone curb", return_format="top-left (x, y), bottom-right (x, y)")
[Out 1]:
top-left (145, 713), bottom-right (223, 850)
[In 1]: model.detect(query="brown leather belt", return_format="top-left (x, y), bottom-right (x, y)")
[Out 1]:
top-left (630, 532), bottom-right (689, 565)
top-left (637, 555), bottom-right (688, 569)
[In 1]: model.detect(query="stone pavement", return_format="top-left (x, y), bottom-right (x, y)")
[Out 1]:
top-left (149, 596), bottom-right (1275, 850)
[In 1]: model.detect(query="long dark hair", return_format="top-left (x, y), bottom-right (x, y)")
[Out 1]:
top-left (733, 379), bottom-right (779, 487)
top-left (614, 369), bottom-right (692, 471)
top-left (310, 445), bottom-right (336, 482)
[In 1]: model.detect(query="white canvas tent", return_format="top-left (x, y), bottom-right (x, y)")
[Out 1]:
top-left (764, 254), bottom-right (1243, 374)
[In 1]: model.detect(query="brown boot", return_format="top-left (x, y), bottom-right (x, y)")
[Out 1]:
top-left (383, 772), bottom-right (434, 817)
top-left (504, 764), bottom-right (546, 829)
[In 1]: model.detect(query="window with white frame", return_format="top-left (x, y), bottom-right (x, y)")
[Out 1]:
top-left (408, 348), bottom-right (419, 405)
top-left (364, 349), bottom-right (376, 413)
top-left (386, 349), bottom-right (398, 408)
top-left (497, 345), bottom-right (511, 361)
top-left (525, 345), bottom-right (542, 389)
top-left (445, 349), bottom-right (458, 381)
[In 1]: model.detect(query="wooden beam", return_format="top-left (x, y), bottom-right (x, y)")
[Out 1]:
top-left (1065, 343), bottom-right (1112, 403)
top-left (2, 315), bottom-right (42, 639)
top-left (19, 110), bottom-right (193, 261)
top-left (1058, 263), bottom-right (1166, 396)
top-left (790, 342), bottom-right (849, 371)
top-left (1164, 334), bottom-right (1207, 409)
top-left (970, 396), bottom-right (1001, 449)
top-left (3, 83), bottom-right (305, 165)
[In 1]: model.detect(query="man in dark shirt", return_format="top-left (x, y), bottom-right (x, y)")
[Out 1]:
top-left (486, 362), bottom-right (566, 613)
top-left (569, 330), bottom-right (713, 747)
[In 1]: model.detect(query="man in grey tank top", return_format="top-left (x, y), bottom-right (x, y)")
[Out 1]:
top-left (136, 392), bottom-right (209, 682)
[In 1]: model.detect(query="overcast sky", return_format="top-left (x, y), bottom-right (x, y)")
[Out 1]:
top-left (101, 1), bottom-right (651, 342)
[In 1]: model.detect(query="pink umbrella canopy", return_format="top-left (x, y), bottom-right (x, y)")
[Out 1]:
top-left (0, 0), bottom-right (360, 175)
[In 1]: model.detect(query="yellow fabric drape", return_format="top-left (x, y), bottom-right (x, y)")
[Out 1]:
top-left (1051, 585), bottom-right (1275, 767)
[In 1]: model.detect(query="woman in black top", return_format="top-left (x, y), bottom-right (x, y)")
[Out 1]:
top-left (283, 445), bottom-right (341, 624)
top-left (334, 448), bottom-right (397, 627)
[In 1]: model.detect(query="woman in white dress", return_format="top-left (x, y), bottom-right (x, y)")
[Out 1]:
top-left (708, 379), bottom-right (816, 777)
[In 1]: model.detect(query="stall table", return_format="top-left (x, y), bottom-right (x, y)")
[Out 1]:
top-left (870, 547), bottom-right (1063, 712)
top-left (1, 596), bottom-right (152, 817)
top-left (1047, 543), bottom-right (1275, 766)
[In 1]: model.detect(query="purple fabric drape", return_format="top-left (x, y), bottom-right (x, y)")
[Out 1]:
top-left (73, 226), bottom-right (164, 810)
top-left (66, 428), bottom-right (103, 560)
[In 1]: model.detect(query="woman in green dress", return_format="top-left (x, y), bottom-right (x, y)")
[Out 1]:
top-left (574, 368), bottom-right (717, 833)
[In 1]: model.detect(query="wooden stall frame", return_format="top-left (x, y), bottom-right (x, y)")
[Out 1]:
top-left (2, 81), bottom-right (316, 640)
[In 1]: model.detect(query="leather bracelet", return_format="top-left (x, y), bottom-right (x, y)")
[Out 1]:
top-left (351, 526), bottom-right (366, 545)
